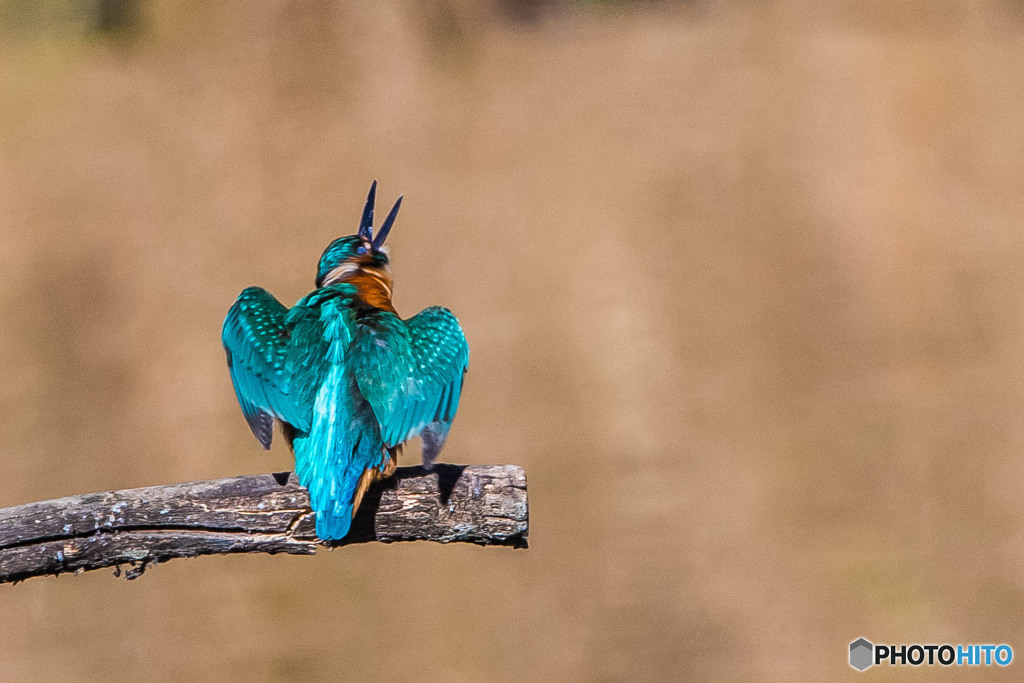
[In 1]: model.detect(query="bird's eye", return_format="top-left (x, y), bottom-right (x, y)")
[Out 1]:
top-left (357, 246), bottom-right (367, 255)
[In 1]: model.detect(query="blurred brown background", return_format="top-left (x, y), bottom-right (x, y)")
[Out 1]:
top-left (2, 0), bottom-right (1024, 680)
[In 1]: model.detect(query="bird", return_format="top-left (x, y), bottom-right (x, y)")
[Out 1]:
top-left (222, 181), bottom-right (469, 540)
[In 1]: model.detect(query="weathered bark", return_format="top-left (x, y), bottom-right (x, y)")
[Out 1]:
top-left (0, 464), bottom-right (527, 584)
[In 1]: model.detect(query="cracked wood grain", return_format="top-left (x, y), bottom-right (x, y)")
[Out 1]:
top-left (0, 464), bottom-right (528, 584)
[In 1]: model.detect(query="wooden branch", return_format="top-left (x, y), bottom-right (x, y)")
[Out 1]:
top-left (0, 464), bottom-right (527, 584)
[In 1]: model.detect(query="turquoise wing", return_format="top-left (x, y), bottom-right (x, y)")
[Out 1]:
top-left (222, 286), bottom-right (310, 448)
top-left (353, 306), bottom-right (469, 465)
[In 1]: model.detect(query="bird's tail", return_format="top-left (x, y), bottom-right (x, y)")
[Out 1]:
top-left (292, 422), bottom-right (392, 541)
top-left (292, 430), bottom-right (358, 540)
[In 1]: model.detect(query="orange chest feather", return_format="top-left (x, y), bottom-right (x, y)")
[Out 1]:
top-left (347, 271), bottom-right (396, 313)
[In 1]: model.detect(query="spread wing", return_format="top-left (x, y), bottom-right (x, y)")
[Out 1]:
top-left (222, 286), bottom-right (310, 448)
top-left (353, 306), bottom-right (469, 464)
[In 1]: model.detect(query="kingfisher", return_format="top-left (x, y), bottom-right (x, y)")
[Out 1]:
top-left (222, 181), bottom-right (469, 540)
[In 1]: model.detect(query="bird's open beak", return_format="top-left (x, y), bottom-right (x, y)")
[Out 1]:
top-left (357, 180), bottom-right (402, 252)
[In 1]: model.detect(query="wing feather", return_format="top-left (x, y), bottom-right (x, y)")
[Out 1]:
top-left (222, 287), bottom-right (308, 447)
top-left (353, 306), bottom-right (469, 458)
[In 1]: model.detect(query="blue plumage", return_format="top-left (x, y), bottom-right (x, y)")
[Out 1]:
top-left (222, 184), bottom-right (468, 540)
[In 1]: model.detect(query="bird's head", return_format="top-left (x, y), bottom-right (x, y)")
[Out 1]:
top-left (316, 180), bottom-right (403, 288)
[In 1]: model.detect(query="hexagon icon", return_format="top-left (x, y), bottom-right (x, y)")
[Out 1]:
top-left (850, 638), bottom-right (874, 671)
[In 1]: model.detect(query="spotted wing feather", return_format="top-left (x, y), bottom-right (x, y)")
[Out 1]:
top-left (222, 287), bottom-right (310, 448)
top-left (353, 306), bottom-right (468, 465)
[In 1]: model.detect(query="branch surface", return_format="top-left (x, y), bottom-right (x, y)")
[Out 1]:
top-left (0, 464), bottom-right (528, 584)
